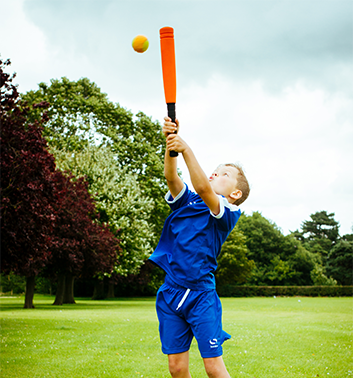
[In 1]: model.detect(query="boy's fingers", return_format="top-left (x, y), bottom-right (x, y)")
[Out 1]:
top-left (167, 134), bottom-right (181, 148)
top-left (164, 125), bottom-right (177, 134)
top-left (166, 133), bottom-right (177, 141)
top-left (164, 116), bottom-right (178, 128)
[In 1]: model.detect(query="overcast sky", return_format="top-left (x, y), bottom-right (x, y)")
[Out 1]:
top-left (1, 0), bottom-right (353, 236)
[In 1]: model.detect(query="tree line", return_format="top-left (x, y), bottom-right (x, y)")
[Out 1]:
top-left (1, 59), bottom-right (169, 307)
top-left (1, 59), bottom-right (352, 307)
top-left (217, 211), bottom-right (352, 288)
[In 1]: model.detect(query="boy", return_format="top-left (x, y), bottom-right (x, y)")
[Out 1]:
top-left (149, 117), bottom-right (250, 378)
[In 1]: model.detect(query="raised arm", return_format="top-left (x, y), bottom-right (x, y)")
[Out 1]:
top-left (182, 147), bottom-right (220, 215)
top-left (165, 127), bottom-right (220, 215)
top-left (163, 118), bottom-right (184, 198)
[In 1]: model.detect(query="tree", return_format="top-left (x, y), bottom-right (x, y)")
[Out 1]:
top-left (236, 212), bottom-right (312, 285)
top-left (310, 265), bottom-right (337, 286)
top-left (296, 211), bottom-right (340, 255)
top-left (52, 145), bottom-right (154, 277)
top-left (0, 273), bottom-right (26, 295)
top-left (292, 211), bottom-right (343, 285)
top-left (302, 211), bottom-right (340, 241)
top-left (264, 256), bottom-right (297, 285)
top-left (326, 240), bottom-right (353, 285)
top-left (1, 60), bottom-right (119, 307)
top-left (215, 228), bottom-right (255, 285)
top-left (48, 173), bottom-right (119, 305)
top-left (22, 78), bottom-right (170, 247)
top-left (1, 59), bottom-right (58, 308)
top-left (287, 245), bottom-right (320, 286)
top-left (236, 212), bottom-right (286, 267)
top-left (341, 232), bottom-right (353, 242)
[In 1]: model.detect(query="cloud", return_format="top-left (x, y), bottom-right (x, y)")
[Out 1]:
top-left (19, 0), bottom-right (353, 101)
top-left (176, 1), bottom-right (353, 95)
top-left (175, 75), bottom-right (353, 234)
top-left (1, 0), bottom-right (352, 235)
top-left (0, 0), bottom-right (49, 91)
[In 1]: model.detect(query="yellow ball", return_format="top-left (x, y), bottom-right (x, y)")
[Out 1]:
top-left (132, 35), bottom-right (149, 53)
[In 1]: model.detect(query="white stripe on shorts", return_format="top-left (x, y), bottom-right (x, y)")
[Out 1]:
top-left (176, 288), bottom-right (190, 310)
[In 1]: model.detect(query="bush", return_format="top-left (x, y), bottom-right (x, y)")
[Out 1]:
top-left (217, 285), bottom-right (353, 297)
top-left (0, 273), bottom-right (26, 294)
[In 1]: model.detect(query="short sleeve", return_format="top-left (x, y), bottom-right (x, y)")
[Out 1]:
top-left (165, 183), bottom-right (197, 212)
top-left (210, 195), bottom-right (241, 231)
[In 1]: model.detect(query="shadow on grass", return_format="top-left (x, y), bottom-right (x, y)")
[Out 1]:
top-left (0, 295), bottom-right (157, 312)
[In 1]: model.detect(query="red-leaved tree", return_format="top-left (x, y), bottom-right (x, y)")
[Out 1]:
top-left (1, 59), bottom-right (58, 307)
top-left (48, 173), bottom-right (119, 305)
top-left (0, 59), bottom-right (119, 308)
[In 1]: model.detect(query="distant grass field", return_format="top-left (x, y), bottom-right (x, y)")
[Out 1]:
top-left (0, 295), bottom-right (352, 377)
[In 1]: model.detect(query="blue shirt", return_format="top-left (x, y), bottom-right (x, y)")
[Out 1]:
top-left (149, 183), bottom-right (241, 290)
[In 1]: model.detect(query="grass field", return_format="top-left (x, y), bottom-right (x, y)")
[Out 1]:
top-left (0, 295), bottom-right (352, 377)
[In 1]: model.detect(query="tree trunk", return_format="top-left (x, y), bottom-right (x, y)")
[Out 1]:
top-left (24, 276), bottom-right (36, 309)
top-left (63, 273), bottom-right (76, 304)
top-left (106, 281), bottom-right (115, 298)
top-left (92, 279), bottom-right (105, 300)
top-left (53, 273), bottom-right (65, 305)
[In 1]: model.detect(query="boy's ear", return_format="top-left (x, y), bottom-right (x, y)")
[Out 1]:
top-left (230, 189), bottom-right (242, 202)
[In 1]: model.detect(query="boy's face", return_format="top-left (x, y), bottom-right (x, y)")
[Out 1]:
top-left (209, 165), bottom-right (241, 203)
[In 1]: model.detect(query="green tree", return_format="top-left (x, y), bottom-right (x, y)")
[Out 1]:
top-left (264, 256), bottom-right (297, 285)
top-left (326, 240), bottom-right (353, 285)
top-left (1, 62), bottom-right (118, 308)
top-left (215, 228), bottom-right (255, 286)
top-left (22, 77), bottom-right (169, 247)
top-left (53, 145), bottom-right (154, 277)
top-left (341, 232), bottom-right (353, 242)
top-left (236, 212), bottom-right (314, 285)
top-left (310, 265), bottom-right (337, 286)
top-left (0, 273), bottom-right (26, 295)
top-left (236, 212), bottom-right (284, 267)
top-left (292, 211), bottom-right (342, 286)
top-left (22, 77), bottom-right (121, 151)
top-left (288, 245), bottom-right (320, 285)
top-left (297, 211), bottom-right (340, 256)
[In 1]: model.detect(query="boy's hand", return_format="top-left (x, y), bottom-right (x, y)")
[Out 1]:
top-left (162, 116), bottom-right (179, 137)
top-left (166, 134), bottom-right (188, 154)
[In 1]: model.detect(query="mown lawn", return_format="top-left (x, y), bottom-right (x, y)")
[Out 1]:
top-left (0, 295), bottom-right (352, 377)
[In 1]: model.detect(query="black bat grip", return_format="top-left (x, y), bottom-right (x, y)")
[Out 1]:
top-left (167, 103), bottom-right (178, 157)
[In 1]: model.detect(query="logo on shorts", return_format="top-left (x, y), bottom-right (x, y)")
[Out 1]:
top-left (209, 338), bottom-right (219, 348)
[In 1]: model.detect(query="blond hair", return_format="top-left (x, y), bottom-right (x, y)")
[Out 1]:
top-left (223, 163), bottom-right (250, 206)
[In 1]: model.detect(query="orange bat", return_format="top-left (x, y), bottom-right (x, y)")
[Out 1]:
top-left (160, 26), bottom-right (178, 157)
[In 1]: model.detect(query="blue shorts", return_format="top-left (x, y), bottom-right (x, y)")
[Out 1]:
top-left (156, 277), bottom-right (231, 358)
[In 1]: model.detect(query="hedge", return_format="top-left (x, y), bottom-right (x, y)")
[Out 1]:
top-left (217, 285), bottom-right (353, 297)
